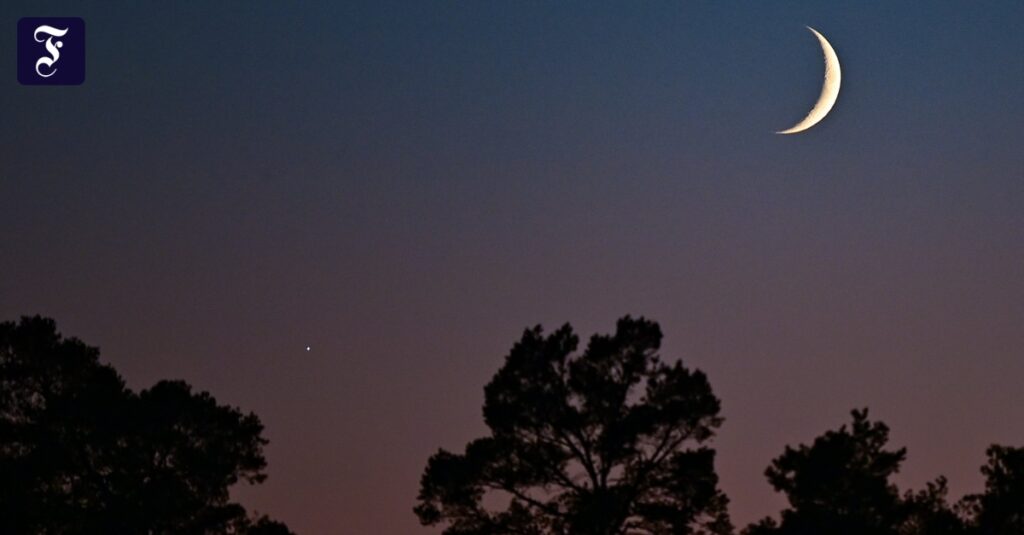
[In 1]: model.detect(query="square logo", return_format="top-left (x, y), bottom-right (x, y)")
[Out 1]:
top-left (18, 17), bottom-right (85, 85)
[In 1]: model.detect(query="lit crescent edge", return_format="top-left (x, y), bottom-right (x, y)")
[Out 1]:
top-left (776, 27), bottom-right (841, 135)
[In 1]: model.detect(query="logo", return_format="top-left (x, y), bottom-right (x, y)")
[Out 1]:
top-left (18, 18), bottom-right (85, 85)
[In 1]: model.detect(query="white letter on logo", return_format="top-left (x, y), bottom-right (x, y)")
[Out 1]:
top-left (34, 25), bottom-right (69, 78)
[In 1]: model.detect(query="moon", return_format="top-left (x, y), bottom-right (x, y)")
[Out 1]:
top-left (776, 27), bottom-right (841, 135)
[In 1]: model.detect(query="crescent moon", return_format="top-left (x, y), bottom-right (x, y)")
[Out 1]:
top-left (776, 27), bottom-right (841, 135)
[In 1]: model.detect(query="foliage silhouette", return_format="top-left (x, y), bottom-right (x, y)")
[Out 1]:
top-left (745, 410), bottom-right (1024, 535)
top-left (0, 316), bottom-right (294, 535)
top-left (743, 409), bottom-right (908, 535)
top-left (963, 445), bottom-right (1024, 535)
top-left (899, 478), bottom-right (968, 535)
top-left (244, 516), bottom-right (298, 535)
top-left (415, 316), bottom-right (732, 535)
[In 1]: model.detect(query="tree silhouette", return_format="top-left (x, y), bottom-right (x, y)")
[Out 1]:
top-left (0, 316), bottom-right (293, 534)
top-left (743, 409), bottom-right (910, 535)
top-left (415, 316), bottom-right (732, 535)
top-left (963, 445), bottom-right (1024, 535)
top-left (744, 410), bottom-right (1024, 535)
top-left (900, 478), bottom-right (968, 535)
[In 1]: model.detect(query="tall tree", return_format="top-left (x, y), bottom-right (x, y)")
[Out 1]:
top-left (0, 316), bottom-right (293, 534)
top-left (415, 316), bottom-right (732, 535)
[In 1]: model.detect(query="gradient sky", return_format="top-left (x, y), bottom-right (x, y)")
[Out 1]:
top-left (2, 2), bottom-right (1023, 533)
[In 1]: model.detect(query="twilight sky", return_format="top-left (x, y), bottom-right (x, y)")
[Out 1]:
top-left (2, 2), bottom-right (1023, 533)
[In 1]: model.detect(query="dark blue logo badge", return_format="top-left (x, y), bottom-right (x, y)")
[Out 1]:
top-left (18, 17), bottom-right (85, 85)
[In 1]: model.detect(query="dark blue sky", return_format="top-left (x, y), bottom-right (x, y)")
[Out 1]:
top-left (2, 2), bottom-right (1023, 533)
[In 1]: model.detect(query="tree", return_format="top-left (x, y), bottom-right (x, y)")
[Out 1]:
top-left (900, 478), bottom-right (968, 535)
top-left (415, 316), bottom-right (732, 535)
top-left (744, 410), bottom-right (908, 535)
top-left (745, 409), bottom-right (982, 535)
top-left (0, 315), bottom-right (294, 534)
top-left (962, 445), bottom-right (1024, 535)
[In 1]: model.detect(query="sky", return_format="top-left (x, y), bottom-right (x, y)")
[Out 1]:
top-left (2, 1), bottom-right (1023, 533)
